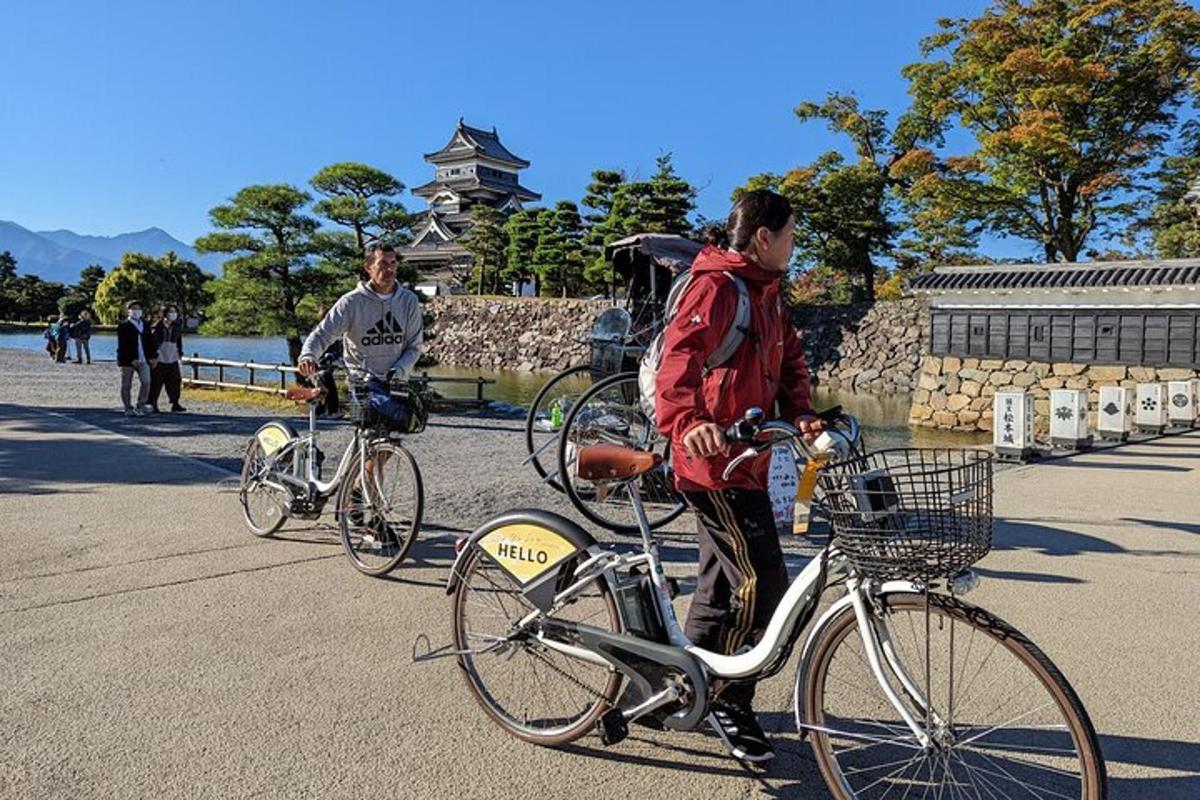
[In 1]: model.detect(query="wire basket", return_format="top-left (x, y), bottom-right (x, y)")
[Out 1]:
top-left (817, 448), bottom-right (993, 581)
top-left (347, 380), bottom-right (428, 434)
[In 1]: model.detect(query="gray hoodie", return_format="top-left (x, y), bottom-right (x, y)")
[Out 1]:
top-left (300, 281), bottom-right (423, 381)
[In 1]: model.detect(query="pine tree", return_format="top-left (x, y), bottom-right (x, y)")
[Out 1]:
top-left (462, 205), bottom-right (509, 295)
top-left (504, 209), bottom-right (545, 295)
top-left (640, 153), bottom-right (696, 234)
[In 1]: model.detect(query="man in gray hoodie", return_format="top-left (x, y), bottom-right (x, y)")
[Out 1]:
top-left (298, 243), bottom-right (423, 427)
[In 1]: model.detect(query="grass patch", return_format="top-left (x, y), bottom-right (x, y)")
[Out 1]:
top-left (183, 385), bottom-right (299, 414)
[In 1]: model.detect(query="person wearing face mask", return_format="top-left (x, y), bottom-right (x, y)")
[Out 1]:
top-left (116, 300), bottom-right (159, 416)
top-left (149, 305), bottom-right (186, 413)
top-left (654, 190), bottom-right (823, 764)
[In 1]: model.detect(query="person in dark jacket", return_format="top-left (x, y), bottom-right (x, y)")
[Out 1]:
top-left (54, 314), bottom-right (71, 363)
top-left (72, 310), bottom-right (93, 364)
top-left (116, 301), bottom-right (158, 416)
top-left (149, 305), bottom-right (186, 412)
top-left (654, 190), bottom-right (823, 763)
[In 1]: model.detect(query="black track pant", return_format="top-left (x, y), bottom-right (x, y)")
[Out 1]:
top-left (683, 489), bottom-right (789, 711)
top-left (150, 362), bottom-right (182, 408)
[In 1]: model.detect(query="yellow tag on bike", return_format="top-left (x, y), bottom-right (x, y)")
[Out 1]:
top-left (479, 524), bottom-right (579, 586)
top-left (793, 454), bottom-right (832, 536)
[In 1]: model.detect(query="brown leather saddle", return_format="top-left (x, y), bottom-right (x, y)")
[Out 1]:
top-left (576, 444), bottom-right (662, 481)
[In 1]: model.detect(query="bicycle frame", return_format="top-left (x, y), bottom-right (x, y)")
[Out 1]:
top-left (520, 463), bottom-right (940, 746)
top-left (257, 399), bottom-right (373, 503)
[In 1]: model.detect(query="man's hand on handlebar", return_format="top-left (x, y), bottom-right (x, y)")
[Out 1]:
top-left (298, 357), bottom-right (318, 378)
top-left (682, 422), bottom-right (729, 459)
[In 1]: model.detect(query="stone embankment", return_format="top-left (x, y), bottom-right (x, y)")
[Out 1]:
top-left (425, 296), bottom-right (608, 371)
top-left (425, 295), bottom-right (931, 389)
top-left (909, 355), bottom-right (1200, 433)
top-left (793, 298), bottom-right (927, 395)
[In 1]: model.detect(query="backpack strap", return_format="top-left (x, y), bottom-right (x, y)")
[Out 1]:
top-left (703, 273), bottom-right (750, 371)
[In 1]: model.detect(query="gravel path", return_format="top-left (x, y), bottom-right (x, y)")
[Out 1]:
top-left (0, 347), bottom-right (823, 566)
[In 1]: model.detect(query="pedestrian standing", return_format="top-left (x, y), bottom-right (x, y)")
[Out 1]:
top-left (73, 310), bottom-right (93, 364)
top-left (54, 314), bottom-right (71, 363)
top-left (116, 301), bottom-right (158, 416)
top-left (149, 305), bottom-right (186, 413)
top-left (43, 319), bottom-right (59, 360)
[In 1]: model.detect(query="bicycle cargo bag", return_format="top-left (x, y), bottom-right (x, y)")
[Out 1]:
top-left (638, 270), bottom-right (750, 426)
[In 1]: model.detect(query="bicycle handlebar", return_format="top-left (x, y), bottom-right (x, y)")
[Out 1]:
top-left (720, 407), bottom-right (863, 482)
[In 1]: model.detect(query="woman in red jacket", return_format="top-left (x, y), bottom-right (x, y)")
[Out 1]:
top-left (655, 189), bottom-right (822, 763)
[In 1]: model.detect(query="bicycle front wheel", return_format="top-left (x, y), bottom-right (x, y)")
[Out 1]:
top-left (337, 441), bottom-right (424, 576)
top-left (451, 546), bottom-right (622, 746)
top-left (557, 371), bottom-right (686, 532)
top-left (239, 435), bottom-right (290, 537)
top-left (800, 592), bottom-right (1106, 800)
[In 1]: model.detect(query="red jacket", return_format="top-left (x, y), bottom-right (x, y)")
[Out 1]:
top-left (655, 246), bottom-right (813, 492)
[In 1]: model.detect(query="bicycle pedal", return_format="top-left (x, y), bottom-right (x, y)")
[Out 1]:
top-left (596, 707), bottom-right (628, 746)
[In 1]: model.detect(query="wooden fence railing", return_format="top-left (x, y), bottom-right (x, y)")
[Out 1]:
top-left (180, 355), bottom-right (496, 407)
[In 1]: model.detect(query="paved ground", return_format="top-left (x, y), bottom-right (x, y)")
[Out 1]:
top-left (2, 347), bottom-right (1199, 798)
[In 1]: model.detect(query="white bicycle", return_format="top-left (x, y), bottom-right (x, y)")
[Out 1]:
top-left (432, 409), bottom-right (1107, 799)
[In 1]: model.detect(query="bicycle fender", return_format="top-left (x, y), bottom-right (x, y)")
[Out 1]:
top-left (252, 419), bottom-right (298, 455)
top-left (792, 581), bottom-right (922, 728)
top-left (445, 509), bottom-right (598, 609)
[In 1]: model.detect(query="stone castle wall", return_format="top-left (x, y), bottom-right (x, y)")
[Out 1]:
top-left (909, 356), bottom-right (1200, 433)
top-left (425, 296), bottom-right (607, 371)
top-left (793, 298), bottom-right (927, 394)
top-left (426, 295), bottom-right (929, 380)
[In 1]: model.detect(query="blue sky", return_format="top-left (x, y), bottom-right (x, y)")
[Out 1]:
top-left (1, 0), bottom-right (1056, 260)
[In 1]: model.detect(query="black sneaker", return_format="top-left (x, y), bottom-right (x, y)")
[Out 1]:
top-left (707, 702), bottom-right (775, 763)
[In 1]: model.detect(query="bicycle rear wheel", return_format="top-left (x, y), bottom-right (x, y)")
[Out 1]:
top-left (239, 435), bottom-right (290, 537)
top-left (524, 364), bottom-right (594, 492)
top-left (451, 546), bottom-right (622, 746)
top-left (557, 371), bottom-right (686, 532)
top-left (800, 591), bottom-right (1106, 800)
top-left (337, 440), bottom-right (423, 576)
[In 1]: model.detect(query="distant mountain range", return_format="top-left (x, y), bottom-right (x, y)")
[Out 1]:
top-left (0, 220), bottom-right (225, 285)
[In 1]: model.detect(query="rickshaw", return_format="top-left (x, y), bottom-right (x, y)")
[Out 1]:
top-left (523, 233), bottom-right (702, 532)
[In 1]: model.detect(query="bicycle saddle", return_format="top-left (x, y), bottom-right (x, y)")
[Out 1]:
top-left (576, 444), bottom-right (662, 481)
top-left (285, 385), bottom-right (323, 403)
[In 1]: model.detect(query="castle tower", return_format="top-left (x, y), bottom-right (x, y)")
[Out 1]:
top-left (403, 119), bottom-right (540, 283)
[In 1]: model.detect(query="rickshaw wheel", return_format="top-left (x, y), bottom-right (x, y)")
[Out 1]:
top-left (556, 371), bottom-right (687, 533)
top-left (524, 364), bottom-right (595, 492)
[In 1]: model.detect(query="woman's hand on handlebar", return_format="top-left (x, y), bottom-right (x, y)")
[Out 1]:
top-left (794, 413), bottom-right (826, 444)
top-left (682, 422), bottom-right (729, 459)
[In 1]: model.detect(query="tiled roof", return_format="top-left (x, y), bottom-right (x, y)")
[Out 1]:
top-left (906, 259), bottom-right (1200, 293)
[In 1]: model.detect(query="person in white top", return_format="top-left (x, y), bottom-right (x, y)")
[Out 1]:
top-left (116, 301), bottom-right (158, 416)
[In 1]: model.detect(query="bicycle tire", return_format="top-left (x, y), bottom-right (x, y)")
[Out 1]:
top-left (556, 371), bottom-right (687, 533)
top-left (800, 591), bottom-right (1107, 800)
top-left (451, 546), bottom-right (623, 746)
top-left (239, 434), bottom-right (290, 537)
top-left (336, 441), bottom-right (424, 577)
top-left (523, 364), bottom-right (595, 492)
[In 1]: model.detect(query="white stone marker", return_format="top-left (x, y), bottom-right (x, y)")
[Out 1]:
top-left (1049, 389), bottom-right (1092, 450)
top-left (1167, 380), bottom-right (1198, 427)
top-left (1097, 386), bottom-right (1134, 442)
top-left (993, 390), bottom-right (1035, 461)
top-left (1135, 383), bottom-right (1169, 434)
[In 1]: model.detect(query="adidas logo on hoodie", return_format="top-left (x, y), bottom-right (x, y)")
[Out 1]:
top-left (361, 312), bottom-right (406, 346)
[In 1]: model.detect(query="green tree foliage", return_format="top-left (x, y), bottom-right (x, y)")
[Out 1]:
top-left (310, 162), bottom-right (418, 288)
top-left (641, 153), bottom-right (696, 235)
top-left (504, 209), bottom-right (546, 295)
top-left (0, 251), bottom-right (68, 321)
top-left (1145, 120), bottom-right (1200, 258)
top-left (310, 162), bottom-right (411, 252)
top-left (741, 94), bottom-right (935, 303)
top-left (532, 202), bottom-right (587, 298)
top-left (462, 205), bottom-right (509, 295)
top-left (901, 0), bottom-right (1200, 262)
top-left (196, 184), bottom-right (330, 364)
top-left (92, 252), bottom-right (212, 324)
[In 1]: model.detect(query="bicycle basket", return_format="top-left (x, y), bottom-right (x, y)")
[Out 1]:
top-left (347, 381), bottom-right (429, 434)
top-left (817, 448), bottom-right (993, 581)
